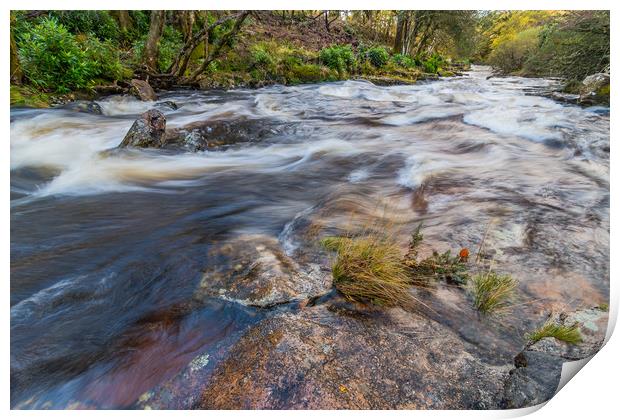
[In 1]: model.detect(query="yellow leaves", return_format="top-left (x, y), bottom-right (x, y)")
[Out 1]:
top-left (339, 384), bottom-right (348, 393)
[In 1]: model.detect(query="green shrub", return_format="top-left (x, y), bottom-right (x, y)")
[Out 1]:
top-left (48, 10), bottom-right (120, 41)
top-left (392, 53), bottom-right (416, 68)
top-left (319, 45), bottom-right (356, 74)
top-left (251, 45), bottom-right (275, 68)
top-left (79, 36), bottom-right (124, 81)
top-left (131, 26), bottom-right (183, 73)
top-left (18, 17), bottom-right (92, 92)
top-left (488, 27), bottom-right (540, 74)
top-left (286, 64), bottom-right (329, 84)
top-left (366, 46), bottom-right (389, 68)
top-left (421, 53), bottom-right (445, 74)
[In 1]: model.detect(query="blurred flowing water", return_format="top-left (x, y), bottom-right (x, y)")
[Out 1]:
top-left (10, 66), bottom-right (609, 408)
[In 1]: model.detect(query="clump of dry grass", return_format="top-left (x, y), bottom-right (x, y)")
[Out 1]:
top-left (471, 270), bottom-right (518, 315)
top-left (320, 232), bottom-right (415, 309)
top-left (527, 320), bottom-right (582, 344)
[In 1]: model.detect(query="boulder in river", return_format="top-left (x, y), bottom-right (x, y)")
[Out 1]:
top-left (63, 100), bottom-right (103, 115)
top-left (118, 109), bottom-right (167, 149)
top-left (195, 234), bottom-right (332, 307)
top-left (579, 73), bottom-right (610, 105)
top-left (130, 79), bottom-right (158, 101)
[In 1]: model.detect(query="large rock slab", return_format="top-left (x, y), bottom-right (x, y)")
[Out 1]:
top-left (195, 302), bottom-right (510, 409)
top-left (118, 109), bottom-right (167, 149)
top-left (195, 234), bottom-right (332, 307)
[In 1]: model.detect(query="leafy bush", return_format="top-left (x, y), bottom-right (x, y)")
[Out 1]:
top-left (366, 46), bottom-right (389, 68)
top-left (319, 45), bottom-right (356, 74)
top-left (131, 26), bottom-right (183, 73)
top-left (487, 27), bottom-right (541, 74)
top-left (250, 45), bottom-right (275, 68)
top-left (391, 53), bottom-right (416, 68)
top-left (286, 64), bottom-right (330, 84)
top-left (421, 53), bottom-right (445, 74)
top-left (48, 10), bottom-right (120, 41)
top-left (78, 36), bottom-right (124, 81)
top-left (18, 18), bottom-right (92, 92)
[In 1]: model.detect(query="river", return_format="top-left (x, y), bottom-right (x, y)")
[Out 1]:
top-left (10, 66), bottom-right (610, 408)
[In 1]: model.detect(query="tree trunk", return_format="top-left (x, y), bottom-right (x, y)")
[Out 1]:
top-left (393, 12), bottom-right (405, 54)
top-left (142, 11), bottom-right (166, 72)
top-left (10, 28), bottom-right (23, 85)
top-left (185, 11), bottom-right (249, 82)
top-left (114, 11), bottom-right (133, 32)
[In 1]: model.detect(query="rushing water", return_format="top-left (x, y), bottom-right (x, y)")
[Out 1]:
top-left (10, 66), bottom-right (610, 408)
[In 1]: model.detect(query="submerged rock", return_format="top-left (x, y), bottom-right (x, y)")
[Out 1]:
top-left (130, 79), bottom-right (158, 101)
top-left (156, 100), bottom-right (178, 110)
top-left (195, 234), bottom-right (331, 307)
top-left (63, 100), bottom-right (102, 115)
top-left (501, 307), bottom-right (608, 408)
top-left (118, 109), bottom-right (167, 148)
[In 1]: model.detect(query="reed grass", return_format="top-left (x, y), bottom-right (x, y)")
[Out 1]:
top-left (321, 232), bottom-right (416, 310)
top-left (526, 320), bottom-right (582, 344)
top-left (471, 270), bottom-right (518, 315)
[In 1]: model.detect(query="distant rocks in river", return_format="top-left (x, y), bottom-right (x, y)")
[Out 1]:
top-left (578, 72), bottom-right (610, 105)
top-left (129, 79), bottom-right (158, 101)
top-left (62, 100), bottom-right (102, 115)
top-left (118, 109), bottom-right (167, 148)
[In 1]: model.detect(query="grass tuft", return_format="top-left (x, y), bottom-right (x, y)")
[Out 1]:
top-left (321, 232), bottom-right (415, 310)
top-left (526, 321), bottom-right (582, 344)
top-left (471, 270), bottom-right (518, 315)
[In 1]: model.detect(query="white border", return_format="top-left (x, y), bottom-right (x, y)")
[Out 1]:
top-left (3, 1), bottom-right (617, 418)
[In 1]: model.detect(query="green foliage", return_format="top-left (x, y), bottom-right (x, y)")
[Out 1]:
top-left (250, 44), bottom-right (275, 68)
top-left (403, 224), bottom-right (469, 285)
top-left (10, 85), bottom-right (52, 108)
top-left (471, 271), bottom-right (518, 315)
top-left (131, 26), bottom-right (183, 73)
top-left (420, 53), bottom-right (445, 74)
top-left (366, 46), bottom-right (389, 68)
top-left (48, 10), bottom-right (120, 41)
top-left (488, 27), bottom-right (541, 74)
top-left (319, 45), bottom-right (356, 74)
top-left (78, 36), bottom-right (124, 81)
top-left (391, 53), bottom-right (416, 68)
top-left (17, 18), bottom-right (93, 93)
top-left (286, 64), bottom-right (331, 84)
top-left (527, 320), bottom-right (582, 344)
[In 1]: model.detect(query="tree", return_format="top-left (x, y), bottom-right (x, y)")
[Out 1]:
top-left (142, 10), bottom-right (166, 72)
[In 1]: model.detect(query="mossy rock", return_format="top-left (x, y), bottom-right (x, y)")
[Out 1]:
top-left (10, 85), bottom-right (52, 108)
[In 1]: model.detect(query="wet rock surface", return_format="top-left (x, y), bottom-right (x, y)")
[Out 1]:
top-left (195, 234), bottom-right (332, 307)
top-left (119, 109), bottom-right (167, 148)
top-left (62, 100), bottom-right (103, 115)
top-left (164, 118), bottom-right (288, 152)
top-left (130, 79), bottom-right (158, 101)
top-left (501, 307), bottom-right (608, 408)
